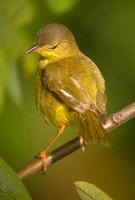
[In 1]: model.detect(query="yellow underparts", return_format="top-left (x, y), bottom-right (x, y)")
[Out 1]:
top-left (38, 49), bottom-right (60, 68)
top-left (38, 49), bottom-right (59, 58)
top-left (54, 104), bottom-right (70, 125)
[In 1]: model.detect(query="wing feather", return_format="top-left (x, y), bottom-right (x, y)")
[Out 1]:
top-left (42, 56), bottom-right (106, 115)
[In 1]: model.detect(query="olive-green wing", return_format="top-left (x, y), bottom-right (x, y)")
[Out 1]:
top-left (43, 67), bottom-right (96, 113)
top-left (42, 54), bottom-right (107, 117)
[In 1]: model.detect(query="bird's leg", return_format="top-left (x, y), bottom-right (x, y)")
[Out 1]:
top-left (38, 124), bottom-right (65, 171)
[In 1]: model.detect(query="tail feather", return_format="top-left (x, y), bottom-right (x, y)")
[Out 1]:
top-left (78, 111), bottom-right (111, 146)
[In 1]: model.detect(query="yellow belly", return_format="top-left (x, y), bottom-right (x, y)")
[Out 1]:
top-left (38, 89), bottom-right (70, 126)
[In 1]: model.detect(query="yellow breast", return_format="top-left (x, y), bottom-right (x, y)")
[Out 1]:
top-left (36, 73), bottom-right (70, 126)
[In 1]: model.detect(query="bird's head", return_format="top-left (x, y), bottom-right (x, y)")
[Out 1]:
top-left (26, 23), bottom-right (79, 59)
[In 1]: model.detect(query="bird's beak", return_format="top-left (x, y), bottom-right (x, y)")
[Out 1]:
top-left (25, 44), bottom-right (38, 54)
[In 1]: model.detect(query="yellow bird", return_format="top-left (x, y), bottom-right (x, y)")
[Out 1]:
top-left (26, 23), bottom-right (110, 167)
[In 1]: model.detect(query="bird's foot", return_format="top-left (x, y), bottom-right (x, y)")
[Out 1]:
top-left (111, 113), bottom-right (120, 125)
top-left (38, 151), bottom-right (48, 173)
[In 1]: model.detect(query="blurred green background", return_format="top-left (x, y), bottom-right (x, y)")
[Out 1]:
top-left (0, 0), bottom-right (135, 199)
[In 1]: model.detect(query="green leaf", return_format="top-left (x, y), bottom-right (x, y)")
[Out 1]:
top-left (0, 157), bottom-right (32, 200)
top-left (0, 191), bottom-right (16, 200)
top-left (74, 181), bottom-right (113, 200)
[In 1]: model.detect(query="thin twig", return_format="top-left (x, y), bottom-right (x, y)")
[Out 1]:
top-left (17, 103), bottom-right (135, 180)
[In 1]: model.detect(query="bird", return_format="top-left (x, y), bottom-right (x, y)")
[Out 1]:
top-left (26, 23), bottom-right (110, 169)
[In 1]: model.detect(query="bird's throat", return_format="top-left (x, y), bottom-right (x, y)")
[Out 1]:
top-left (38, 49), bottom-right (59, 59)
top-left (38, 50), bottom-right (61, 69)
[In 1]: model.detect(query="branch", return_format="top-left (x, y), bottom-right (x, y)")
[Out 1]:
top-left (17, 103), bottom-right (135, 180)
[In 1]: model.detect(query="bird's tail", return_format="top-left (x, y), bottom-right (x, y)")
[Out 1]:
top-left (78, 111), bottom-right (111, 146)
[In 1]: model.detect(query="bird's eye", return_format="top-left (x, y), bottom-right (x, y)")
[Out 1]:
top-left (50, 43), bottom-right (58, 49)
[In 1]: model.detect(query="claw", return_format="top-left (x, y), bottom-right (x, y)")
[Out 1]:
top-left (35, 151), bottom-right (48, 172)
top-left (82, 146), bottom-right (85, 152)
top-left (38, 150), bottom-right (47, 160)
top-left (80, 136), bottom-right (87, 152)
